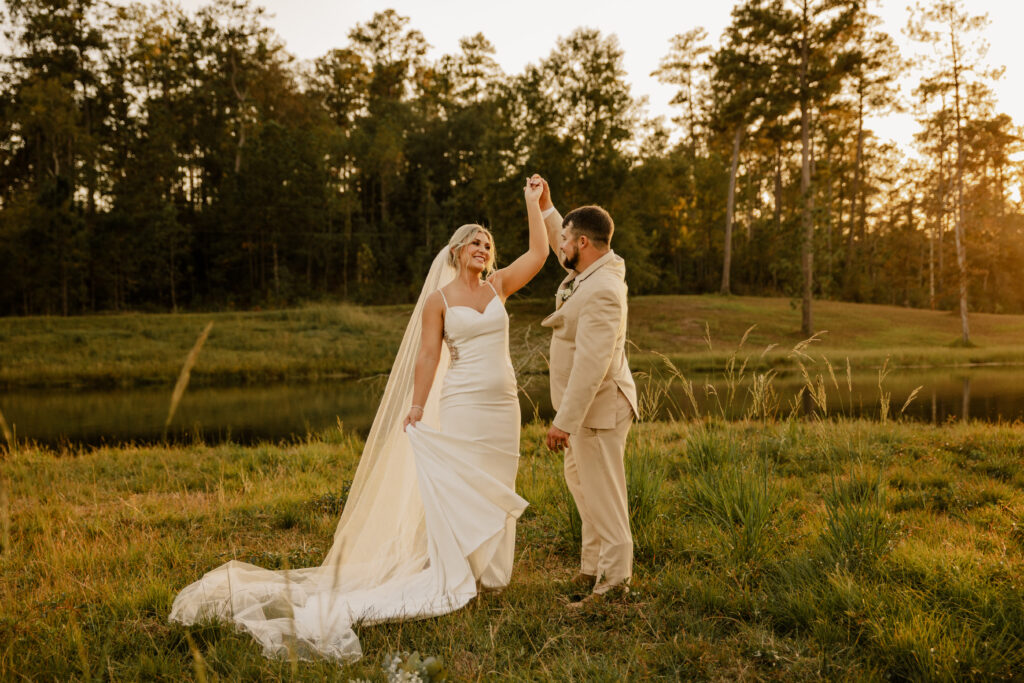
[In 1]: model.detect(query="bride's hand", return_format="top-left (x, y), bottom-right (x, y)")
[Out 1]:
top-left (523, 177), bottom-right (542, 204)
top-left (402, 406), bottom-right (424, 431)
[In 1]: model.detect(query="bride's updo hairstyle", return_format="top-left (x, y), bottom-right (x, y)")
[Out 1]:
top-left (447, 223), bottom-right (496, 277)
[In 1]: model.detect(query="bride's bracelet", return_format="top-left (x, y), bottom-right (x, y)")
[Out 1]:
top-left (410, 405), bottom-right (424, 413)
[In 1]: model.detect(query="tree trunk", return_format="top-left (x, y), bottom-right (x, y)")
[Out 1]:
top-left (774, 146), bottom-right (783, 230)
top-left (273, 242), bottom-right (280, 299)
top-left (235, 124), bottom-right (246, 174)
top-left (799, 16), bottom-right (814, 337)
top-left (230, 54), bottom-right (248, 175)
top-left (846, 88), bottom-right (865, 281)
top-left (823, 144), bottom-right (833, 293)
top-left (745, 175), bottom-right (755, 242)
top-left (721, 126), bottom-right (743, 295)
top-left (928, 221), bottom-right (936, 309)
top-left (952, 171), bottom-right (969, 343)
top-left (169, 240), bottom-right (178, 313)
top-left (343, 164), bottom-right (352, 298)
top-left (950, 15), bottom-right (970, 344)
top-left (61, 262), bottom-right (69, 317)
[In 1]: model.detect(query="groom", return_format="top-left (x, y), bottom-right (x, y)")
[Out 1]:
top-left (533, 175), bottom-right (639, 604)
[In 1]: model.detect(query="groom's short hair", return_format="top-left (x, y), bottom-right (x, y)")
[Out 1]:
top-left (564, 205), bottom-right (613, 248)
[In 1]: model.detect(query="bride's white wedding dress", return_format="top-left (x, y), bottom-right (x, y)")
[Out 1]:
top-left (169, 251), bottom-right (526, 661)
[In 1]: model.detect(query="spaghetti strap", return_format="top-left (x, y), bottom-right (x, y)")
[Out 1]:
top-left (485, 279), bottom-right (499, 299)
top-left (438, 288), bottom-right (450, 309)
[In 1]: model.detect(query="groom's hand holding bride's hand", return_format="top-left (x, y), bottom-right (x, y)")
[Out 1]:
top-left (546, 424), bottom-right (570, 451)
top-left (529, 173), bottom-right (553, 212)
top-left (524, 176), bottom-right (543, 203)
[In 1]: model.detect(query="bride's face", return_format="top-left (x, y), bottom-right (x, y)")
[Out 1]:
top-left (459, 231), bottom-right (493, 274)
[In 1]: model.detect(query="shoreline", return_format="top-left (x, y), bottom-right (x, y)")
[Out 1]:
top-left (5, 356), bottom-right (1024, 392)
top-left (4, 295), bottom-right (1024, 390)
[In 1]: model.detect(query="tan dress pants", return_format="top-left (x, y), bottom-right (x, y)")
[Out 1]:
top-left (563, 390), bottom-right (634, 594)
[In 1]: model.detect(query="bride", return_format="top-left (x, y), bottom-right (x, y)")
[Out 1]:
top-left (169, 178), bottom-right (550, 661)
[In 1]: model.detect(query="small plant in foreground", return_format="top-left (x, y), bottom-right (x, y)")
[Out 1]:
top-left (683, 459), bottom-right (782, 565)
top-left (308, 484), bottom-right (351, 515)
top-left (626, 438), bottom-right (668, 556)
top-left (1011, 511), bottom-right (1024, 548)
top-left (626, 440), bottom-right (665, 533)
top-left (382, 651), bottom-right (447, 682)
top-left (821, 471), bottom-right (894, 572)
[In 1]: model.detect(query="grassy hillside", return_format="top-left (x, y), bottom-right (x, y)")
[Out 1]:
top-left (3, 295), bottom-right (1024, 389)
top-left (2, 419), bottom-right (1023, 679)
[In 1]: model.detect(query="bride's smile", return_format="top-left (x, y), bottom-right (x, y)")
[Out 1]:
top-left (462, 236), bottom-right (492, 271)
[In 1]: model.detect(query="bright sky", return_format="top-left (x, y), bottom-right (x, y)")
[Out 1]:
top-left (217, 0), bottom-right (1022, 152)
top-left (10, 0), bottom-right (1024, 149)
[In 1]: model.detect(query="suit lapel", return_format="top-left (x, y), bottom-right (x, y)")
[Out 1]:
top-left (554, 250), bottom-right (617, 309)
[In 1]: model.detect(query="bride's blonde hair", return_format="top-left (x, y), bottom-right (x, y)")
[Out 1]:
top-left (447, 224), bottom-right (496, 276)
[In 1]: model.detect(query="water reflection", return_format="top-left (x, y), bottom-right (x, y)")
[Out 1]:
top-left (1, 380), bottom-right (386, 447)
top-left (962, 377), bottom-right (971, 422)
top-left (1, 367), bottom-right (1022, 447)
top-left (640, 367), bottom-right (1024, 424)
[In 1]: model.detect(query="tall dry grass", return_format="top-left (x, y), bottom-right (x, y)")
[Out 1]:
top-left (634, 326), bottom-right (924, 426)
top-left (3, 418), bottom-right (1023, 680)
top-left (0, 407), bottom-right (14, 454)
top-left (165, 321), bottom-right (214, 434)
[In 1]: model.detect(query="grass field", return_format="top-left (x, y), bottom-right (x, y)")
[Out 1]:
top-left (2, 418), bottom-right (1023, 680)
top-left (4, 295), bottom-right (1024, 389)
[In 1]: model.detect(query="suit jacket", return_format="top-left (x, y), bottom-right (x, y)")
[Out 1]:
top-left (541, 209), bottom-right (639, 434)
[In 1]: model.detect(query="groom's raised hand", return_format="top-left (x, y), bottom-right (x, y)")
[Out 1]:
top-left (530, 174), bottom-right (553, 212)
top-left (546, 424), bottom-right (570, 451)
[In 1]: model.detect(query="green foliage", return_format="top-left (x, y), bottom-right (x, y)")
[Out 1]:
top-left (2, 1), bottom-right (1023, 318)
top-left (557, 469), bottom-right (583, 549)
top-left (308, 485), bottom-right (351, 516)
top-left (3, 420), bottom-right (1024, 679)
top-left (681, 447), bottom-right (782, 565)
top-left (625, 438), bottom-right (667, 558)
top-left (821, 470), bottom-right (894, 571)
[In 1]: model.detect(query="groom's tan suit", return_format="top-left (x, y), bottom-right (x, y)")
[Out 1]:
top-left (541, 209), bottom-right (638, 594)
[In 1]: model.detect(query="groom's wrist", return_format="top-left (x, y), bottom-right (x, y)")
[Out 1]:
top-left (552, 415), bottom-right (575, 435)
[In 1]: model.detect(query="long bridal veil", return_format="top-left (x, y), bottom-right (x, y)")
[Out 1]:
top-left (170, 248), bottom-right (458, 660)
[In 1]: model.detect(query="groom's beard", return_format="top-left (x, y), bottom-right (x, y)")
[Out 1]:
top-left (562, 249), bottom-right (579, 271)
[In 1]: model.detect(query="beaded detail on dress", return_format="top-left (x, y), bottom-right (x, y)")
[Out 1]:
top-left (443, 330), bottom-right (459, 364)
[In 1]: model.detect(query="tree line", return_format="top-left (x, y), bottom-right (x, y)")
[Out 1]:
top-left (1, 0), bottom-right (1021, 339)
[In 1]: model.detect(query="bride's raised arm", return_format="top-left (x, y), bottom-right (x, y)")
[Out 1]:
top-left (490, 178), bottom-right (549, 298)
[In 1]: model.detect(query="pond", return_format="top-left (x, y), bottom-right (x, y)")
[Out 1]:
top-left (1, 367), bottom-right (1022, 448)
top-left (645, 366), bottom-right (1024, 424)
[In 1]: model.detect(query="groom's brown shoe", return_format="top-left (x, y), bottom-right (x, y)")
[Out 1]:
top-left (567, 583), bottom-right (630, 610)
top-left (564, 572), bottom-right (596, 598)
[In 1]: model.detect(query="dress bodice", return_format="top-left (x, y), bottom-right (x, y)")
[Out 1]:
top-left (439, 289), bottom-right (517, 405)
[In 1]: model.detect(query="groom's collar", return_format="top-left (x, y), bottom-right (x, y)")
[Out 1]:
top-left (570, 249), bottom-right (617, 285)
